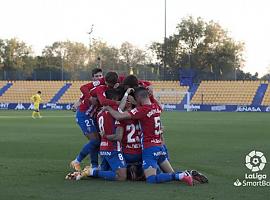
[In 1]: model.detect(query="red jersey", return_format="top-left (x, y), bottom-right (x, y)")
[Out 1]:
top-left (128, 103), bottom-right (162, 149)
top-left (79, 76), bottom-right (151, 111)
top-left (138, 80), bottom-right (151, 88)
top-left (98, 109), bottom-right (121, 152)
top-left (80, 79), bottom-right (105, 101)
top-left (80, 77), bottom-right (151, 100)
top-left (116, 119), bottom-right (142, 155)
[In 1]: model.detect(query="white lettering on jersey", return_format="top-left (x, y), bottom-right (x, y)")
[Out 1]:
top-left (147, 109), bottom-right (161, 118)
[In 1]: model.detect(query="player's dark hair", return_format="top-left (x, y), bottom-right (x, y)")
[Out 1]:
top-left (105, 72), bottom-right (118, 86)
top-left (134, 87), bottom-right (149, 99)
top-left (91, 68), bottom-right (103, 77)
top-left (123, 75), bottom-right (139, 88)
top-left (115, 85), bottom-right (126, 99)
top-left (105, 88), bottom-right (120, 101)
top-left (37, 91), bottom-right (41, 94)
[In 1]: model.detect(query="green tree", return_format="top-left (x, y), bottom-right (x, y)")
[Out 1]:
top-left (150, 16), bottom-right (245, 81)
top-left (90, 40), bottom-right (119, 71)
top-left (119, 42), bottom-right (146, 74)
top-left (0, 38), bottom-right (33, 70)
top-left (42, 41), bottom-right (88, 79)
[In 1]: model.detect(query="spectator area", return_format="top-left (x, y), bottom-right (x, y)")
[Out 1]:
top-left (0, 81), bottom-right (64, 103)
top-left (262, 84), bottom-right (270, 106)
top-left (191, 81), bottom-right (260, 105)
top-left (1, 80), bottom-right (269, 105)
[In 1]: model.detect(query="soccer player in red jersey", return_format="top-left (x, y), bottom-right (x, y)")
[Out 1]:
top-left (103, 87), bottom-right (193, 185)
top-left (66, 89), bottom-right (127, 181)
top-left (70, 68), bottom-right (103, 171)
top-left (104, 88), bottom-right (142, 165)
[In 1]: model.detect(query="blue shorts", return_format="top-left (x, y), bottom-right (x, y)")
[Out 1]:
top-left (76, 111), bottom-right (97, 135)
top-left (100, 151), bottom-right (127, 171)
top-left (142, 146), bottom-right (168, 170)
top-left (162, 144), bottom-right (170, 160)
top-left (123, 153), bottom-right (142, 164)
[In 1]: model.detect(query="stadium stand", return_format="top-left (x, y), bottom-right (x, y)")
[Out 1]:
top-left (0, 80), bottom-right (188, 104)
top-left (58, 81), bottom-right (88, 103)
top-left (152, 81), bottom-right (189, 104)
top-left (0, 81), bottom-right (6, 89)
top-left (1, 80), bottom-right (267, 106)
top-left (191, 80), bottom-right (260, 105)
top-left (262, 83), bottom-right (270, 106)
top-left (0, 81), bottom-right (64, 103)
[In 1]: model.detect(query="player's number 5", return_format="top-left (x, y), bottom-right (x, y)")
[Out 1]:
top-left (154, 116), bottom-right (161, 135)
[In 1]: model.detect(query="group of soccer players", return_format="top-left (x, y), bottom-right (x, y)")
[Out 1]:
top-left (66, 68), bottom-right (208, 185)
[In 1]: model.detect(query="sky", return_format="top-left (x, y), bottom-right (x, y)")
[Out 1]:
top-left (1, 0), bottom-right (270, 76)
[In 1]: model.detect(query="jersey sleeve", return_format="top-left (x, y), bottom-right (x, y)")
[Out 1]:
top-left (96, 87), bottom-right (119, 106)
top-left (128, 107), bottom-right (147, 120)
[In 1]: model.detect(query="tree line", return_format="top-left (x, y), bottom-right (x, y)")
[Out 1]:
top-left (0, 16), bottom-right (266, 81)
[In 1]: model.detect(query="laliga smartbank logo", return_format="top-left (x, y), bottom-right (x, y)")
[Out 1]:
top-left (234, 150), bottom-right (270, 187)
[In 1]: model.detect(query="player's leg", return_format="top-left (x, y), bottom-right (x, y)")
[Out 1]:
top-left (32, 110), bottom-right (36, 118)
top-left (143, 146), bottom-right (174, 183)
top-left (159, 159), bottom-right (193, 185)
top-left (71, 112), bottom-right (100, 170)
top-left (88, 151), bottom-right (127, 181)
top-left (143, 146), bottom-right (193, 185)
top-left (86, 118), bottom-right (100, 168)
top-left (32, 105), bottom-right (38, 118)
top-left (36, 109), bottom-right (41, 118)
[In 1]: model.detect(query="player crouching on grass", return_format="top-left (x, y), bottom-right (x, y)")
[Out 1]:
top-left (102, 87), bottom-right (194, 185)
top-left (66, 86), bottom-right (208, 184)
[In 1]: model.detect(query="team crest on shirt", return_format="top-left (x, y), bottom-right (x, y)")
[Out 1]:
top-left (93, 81), bottom-right (100, 87)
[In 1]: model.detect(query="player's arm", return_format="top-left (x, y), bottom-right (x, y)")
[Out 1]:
top-left (96, 88), bottom-right (120, 106)
top-left (80, 78), bottom-right (105, 99)
top-left (118, 88), bottom-right (134, 111)
top-left (105, 126), bottom-right (124, 141)
top-left (105, 106), bottom-right (132, 121)
top-left (72, 98), bottom-right (82, 111)
top-left (139, 80), bottom-right (151, 87)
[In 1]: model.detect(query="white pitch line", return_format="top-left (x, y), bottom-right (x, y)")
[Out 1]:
top-left (0, 115), bottom-right (74, 119)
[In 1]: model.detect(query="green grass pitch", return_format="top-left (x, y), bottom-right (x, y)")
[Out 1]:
top-left (0, 110), bottom-right (269, 200)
